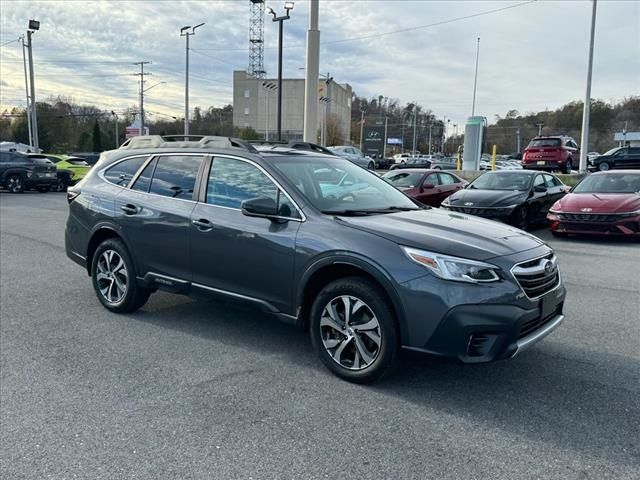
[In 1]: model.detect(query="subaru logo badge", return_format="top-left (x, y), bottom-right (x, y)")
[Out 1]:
top-left (544, 260), bottom-right (554, 275)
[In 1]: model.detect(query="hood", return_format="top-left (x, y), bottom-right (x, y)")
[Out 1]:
top-left (444, 188), bottom-right (529, 208)
top-left (554, 193), bottom-right (640, 214)
top-left (336, 208), bottom-right (545, 261)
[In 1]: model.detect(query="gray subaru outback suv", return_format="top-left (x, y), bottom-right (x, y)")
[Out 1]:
top-left (65, 135), bottom-right (566, 383)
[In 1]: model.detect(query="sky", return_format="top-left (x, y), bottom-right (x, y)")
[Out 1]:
top-left (1, 0), bottom-right (638, 129)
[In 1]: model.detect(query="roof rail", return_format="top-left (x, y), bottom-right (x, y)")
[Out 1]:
top-left (118, 135), bottom-right (258, 153)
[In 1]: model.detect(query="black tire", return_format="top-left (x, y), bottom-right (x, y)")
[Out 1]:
top-left (91, 238), bottom-right (151, 313)
top-left (513, 205), bottom-right (530, 231)
top-left (562, 159), bottom-right (572, 174)
top-left (598, 161), bottom-right (610, 171)
top-left (37, 186), bottom-right (51, 193)
top-left (53, 178), bottom-right (67, 192)
top-left (368, 162), bottom-right (375, 170)
top-left (309, 276), bottom-right (398, 384)
top-left (6, 175), bottom-right (24, 193)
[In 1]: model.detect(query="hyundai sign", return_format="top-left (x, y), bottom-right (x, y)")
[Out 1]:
top-left (362, 127), bottom-right (385, 157)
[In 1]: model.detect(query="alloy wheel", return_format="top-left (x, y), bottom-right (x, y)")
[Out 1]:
top-left (8, 176), bottom-right (22, 193)
top-left (319, 295), bottom-right (382, 370)
top-left (96, 250), bottom-right (128, 304)
top-left (598, 162), bottom-right (610, 171)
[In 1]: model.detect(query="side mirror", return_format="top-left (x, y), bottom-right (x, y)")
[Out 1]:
top-left (534, 185), bottom-right (547, 193)
top-left (241, 196), bottom-right (279, 218)
top-left (562, 185), bottom-right (572, 194)
top-left (423, 183), bottom-right (435, 190)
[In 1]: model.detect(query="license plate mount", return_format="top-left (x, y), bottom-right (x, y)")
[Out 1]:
top-left (540, 294), bottom-right (556, 319)
top-left (537, 160), bottom-right (545, 165)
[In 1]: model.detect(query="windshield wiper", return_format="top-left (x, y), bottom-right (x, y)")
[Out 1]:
top-left (322, 206), bottom-right (420, 216)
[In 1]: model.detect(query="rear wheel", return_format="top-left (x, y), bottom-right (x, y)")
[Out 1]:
top-left (562, 159), bottom-right (572, 174)
top-left (368, 162), bottom-right (375, 170)
top-left (310, 276), bottom-right (398, 384)
top-left (7, 175), bottom-right (24, 193)
top-left (598, 162), bottom-right (610, 171)
top-left (91, 238), bottom-right (151, 313)
top-left (53, 177), bottom-right (67, 192)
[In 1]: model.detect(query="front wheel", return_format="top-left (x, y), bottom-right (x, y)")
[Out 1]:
top-left (91, 238), bottom-right (151, 313)
top-left (53, 178), bottom-right (67, 192)
top-left (368, 162), bottom-right (375, 170)
top-left (7, 175), bottom-right (24, 193)
top-left (310, 277), bottom-right (398, 384)
top-left (513, 206), bottom-right (530, 231)
top-left (598, 162), bottom-right (610, 171)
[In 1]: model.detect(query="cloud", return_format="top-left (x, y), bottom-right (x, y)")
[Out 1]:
top-left (1, 0), bottom-right (638, 126)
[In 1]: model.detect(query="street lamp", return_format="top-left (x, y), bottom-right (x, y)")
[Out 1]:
top-left (359, 109), bottom-right (366, 151)
top-left (267, 2), bottom-right (294, 141)
top-left (262, 81), bottom-right (277, 141)
top-left (181, 22), bottom-right (205, 138)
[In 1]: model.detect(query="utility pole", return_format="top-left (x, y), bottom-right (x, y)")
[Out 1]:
top-left (516, 127), bottom-right (521, 153)
top-left (359, 109), bottom-right (366, 151)
top-left (579, 0), bottom-right (597, 173)
top-left (133, 61), bottom-right (151, 136)
top-left (26, 26), bottom-right (39, 150)
top-left (471, 37), bottom-right (480, 116)
top-left (21, 35), bottom-right (33, 148)
top-left (428, 124), bottom-right (433, 155)
top-left (303, 0), bottom-right (319, 142)
top-left (536, 123), bottom-right (544, 136)
top-left (181, 23), bottom-right (205, 137)
top-left (111, 111), bottom-right (118, 148)
top-left (383, 116), bottom-right (388, 159)
top-left (412, 108), bottom-right (418, 155)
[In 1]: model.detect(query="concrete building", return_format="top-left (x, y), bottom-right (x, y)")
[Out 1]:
top-left (233, 70), bottom-right (352, 143)
top-left (614, 131), bottom-right (640, 147)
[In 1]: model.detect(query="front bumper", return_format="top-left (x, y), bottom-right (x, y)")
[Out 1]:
top-left (547, 212), bottom-right (640, 236)
top-left (398, 246), bottom-right (567, 363)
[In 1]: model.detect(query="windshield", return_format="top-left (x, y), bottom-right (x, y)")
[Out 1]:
top-left (602, 147), bottom-right (622, 156)
top-left (573, 173), bottom-right (640, 194)
top-left (382, 171), bottom-right (424, 188)
top-left (529, 138), bottom-right (561, 147)
top-left (470, 173), bottom-right (532, 191)
top-left (270, 155), bottom-right (419, 214)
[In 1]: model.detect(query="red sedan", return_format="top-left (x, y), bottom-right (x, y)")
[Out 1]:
top-left (547, 170), bottom-right (640, 237)
top-left (382, 169), bottom-right (467, 207)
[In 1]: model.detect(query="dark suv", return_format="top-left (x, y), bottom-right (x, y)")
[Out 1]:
top-left (0, 151), bottom-right (58, 193)
top-left (65, 135), bottom-right (566, 383)
top-left (522, 136), bottom-right (580, 174)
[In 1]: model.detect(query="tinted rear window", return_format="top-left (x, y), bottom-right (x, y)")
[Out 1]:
top-left (104, 156), bottom-right (148, 186)
top-left (148, 155), bottom-right (203, 200)
top-left (529, 139), bottom-right (561, 147)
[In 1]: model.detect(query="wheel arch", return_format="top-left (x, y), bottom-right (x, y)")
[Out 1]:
top-left (296, 255), bottom-right (408, 343)
top-left (85, 225), bottom-right (131, 276)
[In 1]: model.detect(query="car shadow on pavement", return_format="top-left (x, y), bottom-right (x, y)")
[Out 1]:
top-left (129, 294), bottom-right (639, 469)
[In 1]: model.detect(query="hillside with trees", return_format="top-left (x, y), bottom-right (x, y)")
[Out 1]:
top-left (1, 95), bottom-right (637, 155)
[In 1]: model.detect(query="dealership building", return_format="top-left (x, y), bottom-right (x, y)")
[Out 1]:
top-left (232, 70), bottom-right (352, 143)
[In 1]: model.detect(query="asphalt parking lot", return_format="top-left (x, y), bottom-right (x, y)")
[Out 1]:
top-left (1, 192), bottom-right (638, 480)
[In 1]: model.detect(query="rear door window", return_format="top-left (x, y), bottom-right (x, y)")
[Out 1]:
top-left (438, 173), bottom-right (457, 185)
top-left (148, 155), bottom-right (203, 200)
top-left (104, 156), bottom-right (148, 186)
top-left (131, 158), bottom-right (156, 193)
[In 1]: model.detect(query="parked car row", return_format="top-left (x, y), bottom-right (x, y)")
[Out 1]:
top-left (0, 151), bottom-right (91, 193)
top-left (382, 167), bottom-right (639, 238)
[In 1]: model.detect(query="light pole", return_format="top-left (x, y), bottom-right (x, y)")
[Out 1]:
top-left (471, 37), bottom-right (480, 116)
top-left (319, 72), bottom-right (333, 146)
top-left (20, 34), bottom-right (33, 148)
top-left (359, 109), bottom-right (366, 151)
top-left (262, 81), bottom-right (277, 141)
top-left (536, 123), bottom-right (544, 136)
top-left (26, 19), bottom-right (40, 150)
top-left (181, 23), bottom-right (205, 138)
top-left (428, 124), bottom-right (433, 155)
top-left (383, 116), bottom-right (388, 159)
top-left (579, 0), bottom-right (597, 173)
top-left (302, 0), bottom-right (319, 142)
top-left (267, 2), bottom-right (294, 141)
top-left (111, 111), bottom-right (118, 148)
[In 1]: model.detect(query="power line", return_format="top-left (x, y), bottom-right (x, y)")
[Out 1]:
top-left (189, 49), bottom-right (246, 70)
top-left (0, 38), bottom-right (21, 48)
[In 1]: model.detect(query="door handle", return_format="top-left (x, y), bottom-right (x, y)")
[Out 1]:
top-left (192, 218), bottom-right (213, 231)
top-left (120, 204), bottom-right (139, 215)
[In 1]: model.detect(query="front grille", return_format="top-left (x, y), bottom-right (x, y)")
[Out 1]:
top-left (557, 212), bottom-right (621, 222)
top-left (561, 222), bottom-right (615, 233)
top-left (512, 253), bottom-right (560, 299)
top-left (447, 206), bottom-right (496, 216)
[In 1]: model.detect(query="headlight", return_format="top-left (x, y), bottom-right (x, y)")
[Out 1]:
top-left (401, 246), bottom-right (501, 283)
